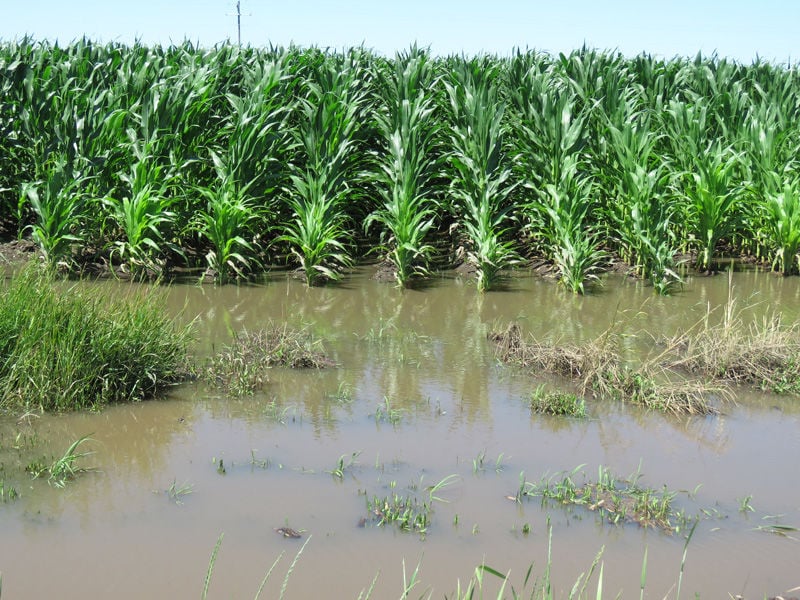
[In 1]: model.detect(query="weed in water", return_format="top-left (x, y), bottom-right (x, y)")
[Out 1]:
top-left (48, 435), bottom-right (93, 488)
top-left (490, 322), bottom-right (724, 416)
top-left (167, 479), bottom-right (194, 504)
top-left (664, 279), bottom-right (800, 394)
top-left (738, 494), bottom-right (755, 514)
top-left (363, 474), bottom-right (457, 537)
top-left (203, 323), bottom-right (333, 396)
top-left (373, 397), bottom-right (404, 426)
top-left (426, 474), bottom-right (459, 503)
top-left (0, 266), bottom-right (191, 412)
top-left (0, 480), bottom-right (19, 502)
top-left (366, 492), bottom-right (432, 536)
top-left (755, 516), bottom-right (799, 539)
top-left (530, 384), bottom-right (587, 417)
top-left (250, 450), bottom-right (271, 470)
top-left (26, 436), bottom-right (93, 488)
top-left (26, 459), bottom-right (48, 480)
top-left (473, 449), bottom-right (486, 473)
top-left (328, 451), bottom-right (361, 480)
top-left (328, 381), bottom-right (354, 404)
top-left (264, 400), bottom-right (295, 425)
top-left (520, 465), bottom-right (694, 532)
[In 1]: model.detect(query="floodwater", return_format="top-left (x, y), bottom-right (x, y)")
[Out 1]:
top-left (1, 267), bottom-right (799, 599)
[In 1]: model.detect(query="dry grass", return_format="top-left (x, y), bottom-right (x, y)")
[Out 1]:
top-left (663, 297), bottom-right (800, 394)
top-left (489, 323), bottom-right (724, 416)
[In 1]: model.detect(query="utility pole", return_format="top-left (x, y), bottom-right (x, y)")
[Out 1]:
top-left (227, 1), bottom-right (248, 46)
top-left (236, 0), bottom-right (241, 46)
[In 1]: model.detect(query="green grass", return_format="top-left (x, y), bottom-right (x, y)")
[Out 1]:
top-left (0, 266), bottom-right (191, 412)
top-left (203, 323), bottom-right (334, 396)
top-left (530, 385), bottom-right (587, 418)
top-left (518, 465), bottom-right (694, 533)
top-left (47, 435), bottom-right (93, 488)
top-left (198, 519), bottom-right (707, 599)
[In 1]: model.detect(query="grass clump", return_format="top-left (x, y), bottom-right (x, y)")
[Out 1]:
top-left (204, 323), bottom-right (334, 395)
top-left (27, 435), bottom-right (93, 488)
top-left (363, 475), bottom-right (457, 538)
top-left (0, 479), bottom-right (19, 502)
top-left (490, 323), bottom-right (722, 416)
top-left (664, 292), bottom-right (800, 394)
top-left (518, 465), bottom-right (691, 532)
top-left (0, 267), bottom-right (191, 412)
top-left (366, 493), bottom-right (432, 535)
top-left (530, 385), bottom-right (586, 417)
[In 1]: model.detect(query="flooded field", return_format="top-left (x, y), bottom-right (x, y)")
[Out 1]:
top-left (1, 267), bottom-right (799, 599)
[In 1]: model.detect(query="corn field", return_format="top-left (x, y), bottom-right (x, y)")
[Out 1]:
top-left (2, 38), bottom-right (800, 291)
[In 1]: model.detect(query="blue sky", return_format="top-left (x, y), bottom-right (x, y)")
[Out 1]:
top-left (2, 0), bottom-right (798, 63)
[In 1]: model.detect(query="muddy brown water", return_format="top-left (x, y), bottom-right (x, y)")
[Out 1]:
top-left (1, 267), bottom-right (799, 599)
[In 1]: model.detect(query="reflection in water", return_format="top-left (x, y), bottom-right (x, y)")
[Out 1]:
top-left (0, 267), bottom-right (799, 598)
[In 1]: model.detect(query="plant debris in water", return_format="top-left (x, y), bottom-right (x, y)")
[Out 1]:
top-left (518, 465), bottom-right (692, 532)
top-left (204, 323), bottom-right (334, 395)
top-left (490, 323), bottom-right (724, 416)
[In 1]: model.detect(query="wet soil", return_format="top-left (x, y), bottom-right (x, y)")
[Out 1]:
top-left (0, 238), bottom-right (36, 269)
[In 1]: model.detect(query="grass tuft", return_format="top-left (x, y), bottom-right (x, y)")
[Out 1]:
top-left (529, 384), bottom-right (587, 417)
top-left (0, 266), bottom-right (191, 412)
top-left (519, 465), bottom-right (693, 532)
top-left (663, 286), bottom-right (800, 393)
top-left (490, 323), bottom-right (723, 416)
top-left (204, 323), bottom-right (334, 395)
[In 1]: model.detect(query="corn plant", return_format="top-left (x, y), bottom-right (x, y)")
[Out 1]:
top-left (366, 47), bottom-right (441, 287)
top-left (537, 163), bottom-right (607, 294)
top-left (19, 156), bottom-right (87, 270)
top-left (678, 145), bottom-right (745, 271)
top-left (194, 178), bottom-right (259, 283)
top-left (445, 59), bottom-right (518, 291)
top-left (211, 54), bottom-right (293, 222)
top-left (763, 175), bottom-right (800, 275)
top-left (508, 62), bottom-right (605, 293)
top-left (103, 139), bottom-right (180, 277)
top-left (604, 119), bottom-right (681, 294)
top-left (280, 53), bottom-right (370, 286)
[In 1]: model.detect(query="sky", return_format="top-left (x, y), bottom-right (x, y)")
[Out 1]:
top-left (1, 0), bottom-right (798, 64)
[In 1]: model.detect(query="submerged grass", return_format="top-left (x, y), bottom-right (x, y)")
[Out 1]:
top-left (518, 465), bottom-right (693, 533)
top-left (204, 323), bottom-right (334, 395)
top-left (363, 475), bottom-right (458, 538)
top-left (0, 266), bottom-right (191, 412)
top-left (26, 435), bottom-right (94, 488)
top-left (493, 272), bottom-right (800, 411)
